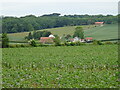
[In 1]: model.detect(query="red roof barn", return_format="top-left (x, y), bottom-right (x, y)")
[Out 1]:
top-left (85, 37), bottom-right (93, 41)
top-left (40, 37), bottom-right (54, 44)
top-left (95, 22), bottom-right (104, 25)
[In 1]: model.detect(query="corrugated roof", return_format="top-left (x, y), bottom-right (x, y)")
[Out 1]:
top-left (86, 37), bottom-right (93, 40)
top-left (40, 37), bottom-right (53, 40)
top-left (95, 22), bottom-right (104, 24)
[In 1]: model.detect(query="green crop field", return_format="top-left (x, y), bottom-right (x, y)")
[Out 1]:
top-left (84, 24), bottom-right (118, 40)
top-left (2, 45), bottom-right (118, 88)
top-left (6, 24), bottom-right (118, 41)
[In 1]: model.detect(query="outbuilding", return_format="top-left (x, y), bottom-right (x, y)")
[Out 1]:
top-left (85, 37), bottom-right (93, 42)
top-left (95, 22), bottom-right (104, 26)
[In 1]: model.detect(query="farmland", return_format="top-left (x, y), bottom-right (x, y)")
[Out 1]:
top-left (6, 24), bottom-right (118, 41)
top-left (2, 45), bottom-right (118, 88)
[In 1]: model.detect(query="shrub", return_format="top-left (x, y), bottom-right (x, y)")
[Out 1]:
top-left (2, 33), bottom-right (9, 48)
top-left (63, 41), bottom-right (85, 46)
top-left (9, 44), bottom-right (31, 48)
top-left (64, 42), bottom-right (71, 46)
top-left (21, 44), bottom-right (25, 47)
top-left (53, 36), bottom-right (61, 46)
top-left (75, 41), bottom-right (81, 46)
top-left (9, 44), bottom-right (17, 48)
top-left (15, 44), bottom-right (22, 48)
top-left (104, 41), bottom-right (113, 45)
top-left (61, 43), bottom-right (65, 46)
top-left (29, 39), bottom-right (37, 47)
top-left (21, 44), bottom-right (31, 47)
top-left (70, 42), bottom-right (75, 46)
top-left (37, 43), bottom-right (43, 47)
top-left (93, 40), bottom-right (103, 45)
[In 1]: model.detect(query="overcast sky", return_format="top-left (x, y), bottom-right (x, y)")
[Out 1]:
top-left (1, 0), bottom-right (119, 17)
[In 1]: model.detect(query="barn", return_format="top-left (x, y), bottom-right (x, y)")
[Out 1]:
top-left (85, 37), bottom-right (93, 42)
top-left (95, 22), bottom-right (104, 26)
top-left (40, 37), bottom-right (54, 44)
top-left (40, 34), bottom-right (55, 44)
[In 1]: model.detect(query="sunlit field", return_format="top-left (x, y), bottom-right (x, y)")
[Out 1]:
top-left (2, 45), bottom-right (118, 88)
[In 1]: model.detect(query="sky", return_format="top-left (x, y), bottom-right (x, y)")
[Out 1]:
top-left (1, 0), bottom-right (119, 17)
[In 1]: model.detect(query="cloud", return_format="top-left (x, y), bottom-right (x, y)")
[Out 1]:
top-left (1, 0), bottom-right (119, 3)
top-left (1, 2), bottom-right (118, 17)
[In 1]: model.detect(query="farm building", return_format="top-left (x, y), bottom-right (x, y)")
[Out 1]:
top-left (49, 34), bottom-right (55, 38)
top-left (80, 39), bottom-right (85, 42)
top-left (40, 37), bottom-right (54, 44)
top-left (95, 22), bottom-right (104, 26)
top-left (40, 34), bottom-right (55, 44)
top-left (70, 37), bottom-right (85, 43)
top-left (85, 37), bottom-right (93, 42)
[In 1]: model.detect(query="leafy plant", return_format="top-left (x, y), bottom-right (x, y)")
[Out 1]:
top-left (29, 39), bottom-right (37, 47)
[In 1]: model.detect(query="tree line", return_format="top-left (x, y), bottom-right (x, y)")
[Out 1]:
top-left (25, 31), bottom-right (51, 40)
top-left (2, 13), bottom-right (118, 33)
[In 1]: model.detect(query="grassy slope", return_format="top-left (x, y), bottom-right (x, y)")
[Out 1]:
top-left (84, 24), bottom-right (118, 40)
top-left (7, 25), bottom-right (93, 41)
top-left (7, 24), bottom-right (118, 41)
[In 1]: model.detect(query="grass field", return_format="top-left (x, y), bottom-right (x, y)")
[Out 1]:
top-left (2, 45), bottom-right (118, 88)
top-left (7, 25), bottom-right (93, 41)
top-left (6, 24), bottom-right (118, 41)
top-left (84, 24), bottom-right (118, 40)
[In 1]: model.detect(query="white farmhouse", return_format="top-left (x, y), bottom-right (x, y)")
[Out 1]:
top-left (73, 37), bottom-right (79, 42)
top-left (70, 37), bottom-right (85, 43)
top-left (49, 34), bottom-right (55, 38)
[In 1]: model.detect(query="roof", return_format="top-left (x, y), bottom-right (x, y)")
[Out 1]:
top-left (40, 37), bottom-right (54, 43)
top-left (70, 39), bottom-right (74, 41)
top-left (95, 22), bottom-right (104, 24)
top-left (86, 37), bottom-right (93, 40)
top-left (40, 37), bottom-right (53, 40)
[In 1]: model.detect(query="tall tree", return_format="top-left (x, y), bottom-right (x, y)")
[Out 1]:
top-left (73, 27), bottom-right (84, 39)
top-left (2, 33), bottom-right (9, 48)
top-left (53, 35), bottom-right (61, 46)
top-left (27, 32), bottom-right (33, 40)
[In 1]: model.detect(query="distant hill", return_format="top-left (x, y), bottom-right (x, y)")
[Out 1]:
top-left (7, 24), bottom-right (118, 41)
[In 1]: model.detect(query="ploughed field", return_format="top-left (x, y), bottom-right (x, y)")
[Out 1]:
top-left (2, 45), bottom-right (118, 88)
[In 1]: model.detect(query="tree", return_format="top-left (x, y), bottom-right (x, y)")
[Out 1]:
top-left (29, 39), bottom-right (37, 47)
top-left (42, 31), bottom-right (51, 37)
top-left (73, 27), bottom-right (84, 39)
top-left (2, 33), bottom-right (9, 48)
top-left (27, 32), bottom-right (33, 40)
top-left (27, 24), bottom-right (34, 31)
top-left (2, 14), bottom-right (118, 33)
top-left (65, 34), bottom-right (72, 39)
top-left (53, 35), bottom-right (61, 46)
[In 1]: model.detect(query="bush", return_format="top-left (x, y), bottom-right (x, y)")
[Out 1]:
top-left (93, 40), bottom-right (103, 45)
top-left (2, 33), bottom-right (9, 48)
top-left (70, 42), bottom-right (75, 46)
top-left (20, 44), bottom-right (25, 47)
top-left (29, 39), bottom-right (37, 47)
top-left (61, 43), bottom-right (65, 46)
top-left (9, 44), bottom-right (17, 48)
top-left (53, 36), bottom-right (61, 46)
top-left (9, 44), bottom-right (31, 48)
top-left (64, 42), bottom-right (71, 46)
top-left (114, 42), bottom-right (120, 45)
top-left (63, 41), bottom-right (86, 46)
top-left (74, 41), bottom-right (81, 46)
top-left (21, 44), bottom-right (31, 47)
top-left (37, 43), bottom-right (43, 47)
top-left (15, 44), bottom-right (22, 48)
top-left (104, 41), bottom-right (113, 45)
